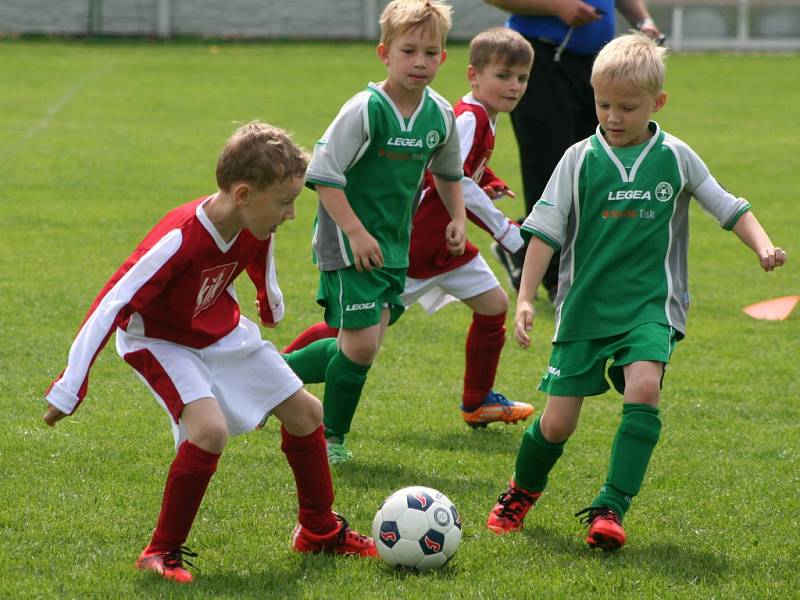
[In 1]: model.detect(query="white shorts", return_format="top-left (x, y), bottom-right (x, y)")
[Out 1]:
top-left (401, 254), bottom-right (500, 314)
top-left (115, 316), bottom-right (302, 447)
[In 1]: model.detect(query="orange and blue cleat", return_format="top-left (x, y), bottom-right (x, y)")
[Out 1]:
top-left (486, 480), bottom-right (541, 534)
top-left (462, 391), bottom-right (534, 428)
top-left (292, 513), bottom-right (377, 557)
top-left (136, 545), bottom-right (197, 584)
top-left (576, 507), bottom-right (627, 551)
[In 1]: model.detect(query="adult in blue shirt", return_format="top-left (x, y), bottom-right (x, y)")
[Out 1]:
top-left (486, 0), bottom-right (662, 300)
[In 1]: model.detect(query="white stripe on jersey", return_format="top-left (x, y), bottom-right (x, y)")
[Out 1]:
top-left (46, 229), bottom-right (183, 414)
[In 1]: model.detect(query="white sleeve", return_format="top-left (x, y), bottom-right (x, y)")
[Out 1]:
top-left (456, 112), bottom-right (476, 164)
top-left (46, 230), bottom-right (183, 414)
top-left (462, 177), bottom-right (524, 252)
top-left (521, 142), bottom-right (585, 249)
top-left (671, 138), bottom-right (751, 230)
top-left (306, 92), bottom-right (371, 189)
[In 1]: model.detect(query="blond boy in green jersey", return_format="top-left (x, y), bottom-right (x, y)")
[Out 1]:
top-left (291, 0), bottom-right (466, 463)
top-left (486, 32), bottom-right (787, 550)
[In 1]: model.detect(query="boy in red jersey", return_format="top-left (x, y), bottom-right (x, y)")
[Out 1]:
top-left (43, 122), bottom-right (376, 585)
top-left (285, 28), bottom-right (535, 429)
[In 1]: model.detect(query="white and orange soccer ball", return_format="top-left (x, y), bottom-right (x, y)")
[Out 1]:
top-left (372, 486), bottom-right (462, 571)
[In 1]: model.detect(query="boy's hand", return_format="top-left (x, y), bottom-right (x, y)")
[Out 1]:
top-left (483, 184), bottom-right (515, 200)
top-left (43, 404), bottom-right (67, 427)
top-left (758, 246), bottom-right (788, 272)
top-left (514, 299), bottom-right (536, 349)
top-left (445, 219), bottom-right (466, 256)
top-left (349, 228), bottom-right (383, 271)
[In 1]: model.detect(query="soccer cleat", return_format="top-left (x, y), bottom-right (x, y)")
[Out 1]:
top-left (491, 242), bottom-right (524, 293)
top-left (136, 546), bottom-right (198, 584)
top-left (326, 437), bottom-right (353, 464)
top-left (575, 507), bottom-right (627, 551)
top-left (486, 480), bottom-right (541, 534)
top-left (292, 513), bottom-right (378, 557)
top-left (462, 391), bottom-right (534, 428)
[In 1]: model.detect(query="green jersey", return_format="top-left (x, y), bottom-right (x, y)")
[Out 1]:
top-left (523, 123), bottom-right (751, 342)
top-left (306, 83), bottom-right (463, 271)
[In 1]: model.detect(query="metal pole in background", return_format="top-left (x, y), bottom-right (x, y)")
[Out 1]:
top-left (156, 0), bottom-right (171, 39)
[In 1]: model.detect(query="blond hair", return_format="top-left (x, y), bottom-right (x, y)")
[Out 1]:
top-left (469, 27), bottom-right (534, 71)
top-left (379, 0), bottom-right (453, 47)
top-left (215, 121), bottom-right (308, 192)
top-left (591, 31), bottom-right (667, 95)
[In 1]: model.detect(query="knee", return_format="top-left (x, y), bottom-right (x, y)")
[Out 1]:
top-left (281, 390), bottom-right (323, 436)
top-left (344, 343), bottom-right (378, 365)
top-left (192, 421), bottom-right (229, 454)
top-left (539, 416), bottom-right (575, 443)
top-left (625, 378), bottom-right (661, 406)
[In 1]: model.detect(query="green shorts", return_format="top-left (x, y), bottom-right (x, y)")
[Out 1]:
top-left (317, 266), bottom-right (406, 329)
top-left (538, 322), bottom-right (678, 397)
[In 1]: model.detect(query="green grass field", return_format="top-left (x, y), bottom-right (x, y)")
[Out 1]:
top-left (1, 39), bottom-right (798, 599)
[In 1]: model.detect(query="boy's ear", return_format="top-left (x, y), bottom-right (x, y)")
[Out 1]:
top-left (467, 64), bottom-right (478, 87)
top-left (233, 183), bottom-right (250, 206)
top-left (440, 48), bottom-right (447, 64)
top-left (377, 42), bottom-right (389, 65)
top-left (653, 91), bottom-right (667, 113)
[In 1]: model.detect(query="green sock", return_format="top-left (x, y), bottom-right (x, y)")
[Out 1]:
top-left (283, 338), bottom-right (338, 384)
top-left (514, 417), bottom-right (566, 493)
top-left (592, 403), bottom-right (662, 519)
top-left (322, 349), bottom-right (371, 439)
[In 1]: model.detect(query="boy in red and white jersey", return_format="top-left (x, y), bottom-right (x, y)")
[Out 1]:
top-left (43, 122), bottom-right (376, 584)
top-left (285, 28), bottom-right (536, 428)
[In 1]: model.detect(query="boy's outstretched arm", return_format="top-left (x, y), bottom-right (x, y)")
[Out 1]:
top-left (433, 176), bottom-right (467, 256)
top-left (515, 236), bottom-right (555, 349)
top-left (732, 211), bottom-right (788, 272)
top-left (317, 185), bottom-right (383, 272)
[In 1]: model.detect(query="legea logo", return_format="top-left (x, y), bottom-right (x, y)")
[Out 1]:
top-left (387, 137), bottom-right (422, 148)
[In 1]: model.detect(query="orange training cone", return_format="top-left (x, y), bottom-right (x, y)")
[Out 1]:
top-left (742, 295), bottom-right (800, 321)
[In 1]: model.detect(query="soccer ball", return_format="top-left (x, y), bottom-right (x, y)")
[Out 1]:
top-left (372, 485), bottom-right (462, 571)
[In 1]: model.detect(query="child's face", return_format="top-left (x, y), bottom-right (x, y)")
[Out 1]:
top-left (593, 78), bottom-right (666, 147)
top-left (378, 26), bottom-right (446, 94)
top-left (467, 59), bottom-right (531, 119)
top-left (238, 176), bottom-right (304, 240)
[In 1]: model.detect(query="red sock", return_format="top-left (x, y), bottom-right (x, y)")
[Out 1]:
top-left (463, 312), bottom-right (506, 410)
top-left (281, 425), bottom-right (337, 535)
top-left (283, 322), bottom-right (339, 353)
top-left (146, 440), bottom-right (220, 553)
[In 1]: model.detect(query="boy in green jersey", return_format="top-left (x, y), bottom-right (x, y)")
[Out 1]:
top-left (290, 0), bottom-right (467, 464)
top-left (486, 32), bottom-right (787, 550)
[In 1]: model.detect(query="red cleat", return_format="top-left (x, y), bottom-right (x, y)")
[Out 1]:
top-left (292, 513), bottom-right (377, 557)
top-left (486, 480), bottom-right (541, 534)
top-left (136, 546), bottom-right (197, 584)
top-left (576, 507), bottom-right (627, 551)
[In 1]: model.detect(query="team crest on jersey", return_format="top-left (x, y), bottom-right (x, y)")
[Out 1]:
top-left (194, 263), bottom-right (238, 316)
top-left (425, 130), bottom-right (440, 148)
top-left (655, 182), bottom-right (674, 202)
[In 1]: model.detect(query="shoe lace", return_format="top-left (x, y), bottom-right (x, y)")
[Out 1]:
top-left (575, 507), bottom-right (620, 526)
top-left (486, 392), bottom-right (514, 408)
top-left (163, 546), bottom-right (198, 570)
top-left (333, 514), bottom-right (370, 548)
top-left (496, 485), bottom-right (536, 520)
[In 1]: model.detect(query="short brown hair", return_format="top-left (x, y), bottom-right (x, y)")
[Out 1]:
top-left (379, 0), bottom-right (453, 47)
top-left (215, 121), bottom-right (308, 192)
top-left (469, 27), bottom-right (534, 70)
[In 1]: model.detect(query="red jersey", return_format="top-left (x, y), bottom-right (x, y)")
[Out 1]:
top-left (408, 94), bottom-right (522, 279)
top-left (45, 196), bottom-right (284, 415)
